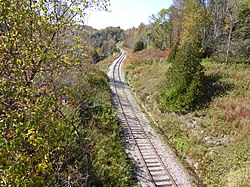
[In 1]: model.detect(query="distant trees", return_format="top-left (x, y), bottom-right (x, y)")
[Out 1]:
top-left (124, 23), bottom-right (147, 49)
top-left (147, 9), bottom-right (173, 50)
top-left (235, 0), bottom-right (250, 62)
top-left (67, 25), bottom-right (124, 64)
top-left (123, 0), bottom-right (249, 64)
top-left (224, 0), bottom-right (250, 63)
top-left (90, 26), bottom-right (124, 62)
top-left (136, 0), bottom-right (250, 63)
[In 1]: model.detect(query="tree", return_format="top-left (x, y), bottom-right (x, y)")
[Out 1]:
top-left (124, 23), bottom-right (146, 49)
top-left (147, 9), bottom-right (173, 50)
top-left (182, 0), bottom-right (209, 47)
top-left (0, 0), bottom-right (110, 185)
top-left (160, 42), bottom-right (205, 113)
top-left (199, 0), bottom-right (250, 62)
top-left (224, 0), bottom-right (240, 62)
top-left (234, 0), bottom-right (250, 63)
top-left (133, 39), bottom-right (144, 52)
top-left (166, 40), bottom-right (180, 63)
top-left (90, 26), bottom-right (124, 58)
top-left (224, 0), bottom-right (250, 63)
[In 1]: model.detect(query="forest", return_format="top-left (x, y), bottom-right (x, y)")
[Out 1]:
top-left (128, 0), bottom-right (249, 64)
top-left (0, 0), bottom-right (249, 186)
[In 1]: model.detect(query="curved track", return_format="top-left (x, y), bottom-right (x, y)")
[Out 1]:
top-left (109, 50), bottom-right (178, 187)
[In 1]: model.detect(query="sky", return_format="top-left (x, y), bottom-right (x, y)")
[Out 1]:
top-left (86, 0), bottom-right (173, 30)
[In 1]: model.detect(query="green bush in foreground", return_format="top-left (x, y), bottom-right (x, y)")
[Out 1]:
top-left (160, 42), bottom-right (205, 113)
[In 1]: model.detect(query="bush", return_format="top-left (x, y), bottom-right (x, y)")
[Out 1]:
top-left (160, 42), bottom-right (205, 113)
top-left (57, 68), bottom-right (133, 186)
top-left (0, 67), bottom-right (133, 186)
top-left (133, 39), bottom-right (144, 52)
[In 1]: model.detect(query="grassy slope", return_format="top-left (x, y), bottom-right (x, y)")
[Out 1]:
top-left (124, 49), bottom-right (250, 186)
top-left (56, 58), bottom-right (134, 186)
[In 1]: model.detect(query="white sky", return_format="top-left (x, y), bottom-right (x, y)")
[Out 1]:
top-left (86, 0), bottom-right (173, 30)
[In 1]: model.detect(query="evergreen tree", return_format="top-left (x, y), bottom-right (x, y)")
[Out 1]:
top-left (160, 42), bottom-right (205, 113)
top-left (166, 40), bottom-right (180, 63)
top-left (133, 39), bottom-right (144, 52)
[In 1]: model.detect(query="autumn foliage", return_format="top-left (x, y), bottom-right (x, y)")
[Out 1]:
top-left (0, 0), bottom-right (133, 186)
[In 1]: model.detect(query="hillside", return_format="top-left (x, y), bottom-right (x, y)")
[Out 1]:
top-left (0, 1), bottom-right (132, 186)
top-left (123, 48), bottom-right (250, 186)
top-left (122, 1), bottom-right (249, 185)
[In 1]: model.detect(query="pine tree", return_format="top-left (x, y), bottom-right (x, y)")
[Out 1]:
top-left (160, 42), bottom-right (205, 113)
top-left (133, 39), bottom-right (144, 52)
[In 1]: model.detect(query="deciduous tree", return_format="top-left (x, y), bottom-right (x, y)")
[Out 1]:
top-left (0, 0), bottom-right (110, 185)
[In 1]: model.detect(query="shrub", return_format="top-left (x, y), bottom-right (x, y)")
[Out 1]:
top-left (133, 39), bottom-right (144, 52)
top-left (59, 68), bottom-right (133, 186)
top-left (0, 67), bottom-right (133, 186)
top-left (160, 42), bottom-right (205, 113)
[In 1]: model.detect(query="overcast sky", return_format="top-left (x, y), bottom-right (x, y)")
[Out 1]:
top-left (85, 0), bottom-right (172, 30)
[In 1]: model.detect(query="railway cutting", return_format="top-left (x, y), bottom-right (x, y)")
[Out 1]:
top-left (108, 50), bottom-right (193, 187)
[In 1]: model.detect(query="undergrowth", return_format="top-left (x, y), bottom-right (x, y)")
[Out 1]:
top-left (56, 66), bottom-right (134, 186)
top-left (0, 65), bottom-right (133, 186)
top-left (124, 48), bottom-right (250, 186)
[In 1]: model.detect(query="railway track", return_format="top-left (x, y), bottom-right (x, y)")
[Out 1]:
top-left (109, 50), bottom-right (179, 187)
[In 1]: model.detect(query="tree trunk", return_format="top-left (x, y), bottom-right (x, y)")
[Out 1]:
top-left (85, 153), bottom-right (92, 187)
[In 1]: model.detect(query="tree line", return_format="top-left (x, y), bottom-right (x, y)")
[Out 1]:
top-left (89, 26), bottom-right (124, 63)
top-left (125, 0), bottom-right (249, 113)
top-left (127, 0), bottom-right (250, 64)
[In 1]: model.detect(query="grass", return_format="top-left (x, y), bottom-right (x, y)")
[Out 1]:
top-left (124, 49), bottom-right (250, 186)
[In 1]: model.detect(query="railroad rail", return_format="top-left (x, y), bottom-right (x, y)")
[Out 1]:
top-left (110, 50), bottom-right (178, 187)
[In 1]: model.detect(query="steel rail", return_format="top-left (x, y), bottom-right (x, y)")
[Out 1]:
top-left (112, 51), bottom-right (178, 187)
top-left (111, 52), bottom-right (155, 186)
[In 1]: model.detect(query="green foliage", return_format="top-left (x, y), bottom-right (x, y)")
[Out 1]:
top-left (0, 0), bottom-right (133, 186)
top-left (133, 0), bottom-right (250, 62)
top-left (60, 68), bottom-right (133, 186)
top-left (147, 8), bottom-right (173, 50)
top-left (0, 65), bottom-right (133, 186)
top-left (123, 23), bottom-right (147, 49)
top-left (91, 26), bottom-right (124, 60)
top-left (182, 0), bottom-right (209, 44)
top-left (160, 43), bottom-right (205, 113)
top-left (123, 47), bottom-right (250, 186)
top-left (133, 39), bottom-right (144, 52)
top-left (166, 40), bottom-right (179, 63)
